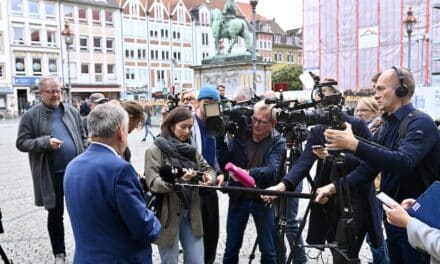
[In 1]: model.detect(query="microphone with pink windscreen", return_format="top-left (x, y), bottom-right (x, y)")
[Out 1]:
top-left (224, 162), bottom-right (256, 188)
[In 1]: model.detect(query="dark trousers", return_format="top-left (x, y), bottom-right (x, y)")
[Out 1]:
top-left (223, 198), bottom-right (276, 264)
top-left (47, 172), bottom-right (65, 256)
top-left (385, 222), bottom-right (428, 264)
top-left (200, 190), bottom-right (219, 264)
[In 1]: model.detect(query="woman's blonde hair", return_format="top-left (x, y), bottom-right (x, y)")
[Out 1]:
top-left (358, 97), bottom-right (380, 114)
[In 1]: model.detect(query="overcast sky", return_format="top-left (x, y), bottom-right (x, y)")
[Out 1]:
top-left (238, 0), bottom-right (303, 30)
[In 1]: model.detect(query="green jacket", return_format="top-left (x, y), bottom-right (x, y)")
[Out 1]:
top-left (144, 142), bottom-right (216, 247)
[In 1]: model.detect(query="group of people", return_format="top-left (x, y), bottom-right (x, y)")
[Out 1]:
top-left (16, 68), bottom-right (440, 264)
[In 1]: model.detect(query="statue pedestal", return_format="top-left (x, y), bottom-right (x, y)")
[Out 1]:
top-left (193, 55), bottom-right (273, 100)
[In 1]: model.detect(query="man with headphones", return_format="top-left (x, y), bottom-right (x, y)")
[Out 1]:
top-left (315, 66), bottom-right (438, 263)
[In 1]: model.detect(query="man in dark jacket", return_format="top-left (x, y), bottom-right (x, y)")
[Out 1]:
top-left (16, 75), bottom-right (86, 263)
top-left (217, 100), bottom-right (286, 264)
top-left (316, 67), bottom-right (437, 263)
top-left (263, 83), bottom-right (384, 263)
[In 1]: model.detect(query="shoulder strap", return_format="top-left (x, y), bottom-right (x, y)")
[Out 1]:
top-left (398, 109), bottom-right (423, 145)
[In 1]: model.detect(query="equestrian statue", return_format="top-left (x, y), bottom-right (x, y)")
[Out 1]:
top-left (211, 0), bottom-right (253, 54)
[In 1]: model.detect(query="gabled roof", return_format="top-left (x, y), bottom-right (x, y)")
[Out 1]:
top-left (235, 1), bottom-right (270, 23)
top-left (269, 19), bottom-right (286, 35)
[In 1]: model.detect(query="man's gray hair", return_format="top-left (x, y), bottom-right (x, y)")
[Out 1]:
top-left (39, 75), bottom-right (61, 91)
top-left (88, 103), bottom-right (129, 138)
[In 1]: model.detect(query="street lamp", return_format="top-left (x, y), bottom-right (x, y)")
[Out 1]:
top-left (250, 0), bottom-right (258, 96)
top-left (61, 21), bottom-right (74, 104)
top-left (403, 7), bottom-right (417, 70)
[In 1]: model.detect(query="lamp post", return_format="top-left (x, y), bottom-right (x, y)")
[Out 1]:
top-left (403, 7), bottom-right (417, 70)
top-left (250, 0), bottom-right (258, 96)
top-left (61, 21), bottom-right (74, 104)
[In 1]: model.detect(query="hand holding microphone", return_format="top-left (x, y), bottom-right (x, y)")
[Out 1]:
top-left (224, 162), bottom-right (255, 188)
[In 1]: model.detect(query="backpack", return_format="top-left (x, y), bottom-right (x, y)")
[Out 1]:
top-left (397, 109), bottom-right (440, 187)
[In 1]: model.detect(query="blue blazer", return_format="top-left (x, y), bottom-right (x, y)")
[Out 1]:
top-left (64, 143), bottom-right (161, 263)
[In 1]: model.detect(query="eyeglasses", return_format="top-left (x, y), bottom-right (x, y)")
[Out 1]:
top-left (251, 115), bottom-right (272, 125)
top-left (183, 97), bottom-right (194, 102)
top-left (42, 89), bottom-right (62, 95)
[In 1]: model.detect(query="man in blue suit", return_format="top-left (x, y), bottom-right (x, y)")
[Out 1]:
top-left (64, 103), bottom-right (161, 263)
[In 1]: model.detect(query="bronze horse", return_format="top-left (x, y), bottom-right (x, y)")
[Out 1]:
top-left (211, 9), bottom-right (253, 54)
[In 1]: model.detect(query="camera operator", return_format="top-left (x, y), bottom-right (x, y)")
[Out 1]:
top-left (316, 67), bottom-right (439, 263)
top-left (217, 100), bottom-right (286, 264)
top-left (262, 81), bottom-right (384, 263)
top-left (192, 85), bottom-right (225, 264)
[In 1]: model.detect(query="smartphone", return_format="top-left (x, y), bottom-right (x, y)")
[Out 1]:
top-left (312, 145), bottom-right (324, 150)
top-left (204, 102), bottom-right (221, 118)
top-left (376, 192), bottom-right (397, 208)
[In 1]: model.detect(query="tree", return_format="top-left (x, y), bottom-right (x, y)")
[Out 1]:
top-left (272, 64), bottom-right (303, 90)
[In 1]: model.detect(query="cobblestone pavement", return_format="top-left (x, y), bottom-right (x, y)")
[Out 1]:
top-left (0, 118), bottom-right (373, 263)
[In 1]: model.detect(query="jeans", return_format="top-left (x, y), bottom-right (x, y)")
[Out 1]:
top-left (47, 172), bottom-right (65, 256)
top-left (200, 190), bottom-right (219, 264)
top-left (385, 222), bottom-right (428, 264)
top-left (223, 198), bottom-right (276, 264)
top-left (366, 208), bottom-right (389, 264)
top-left (159, 209), bottom-right (204, 264)
top-left (143, 124), bottom-right (153, 139)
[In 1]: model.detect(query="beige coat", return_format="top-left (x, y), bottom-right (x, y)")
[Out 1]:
top-left (144, 142), bottom-right (216, 247)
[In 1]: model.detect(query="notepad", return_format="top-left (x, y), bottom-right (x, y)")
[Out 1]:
top-left (407, 181), bottom-right (440, 229)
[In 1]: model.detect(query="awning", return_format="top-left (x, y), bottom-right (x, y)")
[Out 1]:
top-left (0, 87), bottom-right (13, 94)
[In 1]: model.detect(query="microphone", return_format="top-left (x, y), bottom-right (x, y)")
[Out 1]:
top-left (224, 162), bottom-right (255, 188)
top-left (159, 165), bottom-right (203, 183)
top-left (159, 165), bottom-right (176, 183)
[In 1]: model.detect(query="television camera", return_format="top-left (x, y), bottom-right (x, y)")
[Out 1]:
top-left (204, 97), bottom-right (259, 138)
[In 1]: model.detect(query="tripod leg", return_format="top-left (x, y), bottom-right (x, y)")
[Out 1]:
top-left (248, 239), bottom-right (258, 264)
top-left (0, 244), bottom-right (11, 264)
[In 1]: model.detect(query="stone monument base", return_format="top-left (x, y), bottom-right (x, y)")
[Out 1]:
top-left (192, 57), bottom-right (273, 100)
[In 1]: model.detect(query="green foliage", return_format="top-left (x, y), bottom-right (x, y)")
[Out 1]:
top-left (272, 64), bottom-right (303, 90)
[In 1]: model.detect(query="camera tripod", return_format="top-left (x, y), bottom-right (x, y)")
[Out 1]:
top-left (299, 151), bottom-right (361, 264)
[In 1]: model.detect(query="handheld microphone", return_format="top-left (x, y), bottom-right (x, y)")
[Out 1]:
top-left (224, 162), bottom-right (255, 188)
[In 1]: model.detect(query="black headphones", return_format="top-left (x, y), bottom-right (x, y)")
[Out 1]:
top-left (392, 66), bottom-right (408, 98)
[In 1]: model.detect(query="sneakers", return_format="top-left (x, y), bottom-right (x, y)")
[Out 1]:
top-left (141, 138), bottom-right (146, 142)
top-left (54, 253), bottom-right (65, 264)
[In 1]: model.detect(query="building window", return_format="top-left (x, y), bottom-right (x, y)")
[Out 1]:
top-left (92, 9), bottom-right (100, 25)
top-left (80, 36), bottom-right (88, 51)
top-left (81, 64), bottom-right (89, 74)
top-left (64, 5), bottom-right (74, 22)
top-left (32, 58), bottom-right (42, 75)
top-left (178, 8), bottom-right (185, 23)
top-left (155, 5), bottom-right (163, 20)
top-left (13, 27), bottom-right (24, 45)
top-left (45, 2), bottom-right (55, 18)
top-left (107, 64), bottom-right (115, 79)
top-left (15, 57), bottom-right (25, 74)
top-left (95, 64), bottom-right (102, 82)
top-left (78, 7), bottom-right (87, 23)
top-left (156, 70), bottom-right (165, 82)
top-left (106, 38), bottom-right (114, 53)
top-left (125, 68), bottom-right (135, 80)
top-left (47, 31), bottom-right (56, 47)
top-left (0, 65), bottom-right (4, 78)
top-left (29, 0), bottom-right (40, 18)
top-left (93, 37), bottom-right (102, 52)
top-left (125, 49), bottom-right (129, 58)
top-left (105, 11), bottom-right (113, 26)
top-left (30, 28), bottom-right (41, 46)
top-left (12, 0), bottom-right (23, 15)
top-left (48, 59), bottom-right (57, 73)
